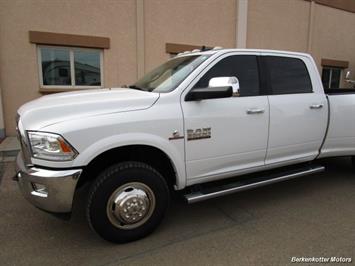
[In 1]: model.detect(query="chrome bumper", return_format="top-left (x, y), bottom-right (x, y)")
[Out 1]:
top-left (15, 153), bottom-right (82, 213)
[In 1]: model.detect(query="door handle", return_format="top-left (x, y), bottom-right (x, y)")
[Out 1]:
top-left (310, 104), bottom-right (324, 109)
top-left (246, 108), bottom-right (265, 114)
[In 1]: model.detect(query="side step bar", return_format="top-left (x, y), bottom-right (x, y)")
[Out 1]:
top-left (184, 165), bottom-right (325, 204)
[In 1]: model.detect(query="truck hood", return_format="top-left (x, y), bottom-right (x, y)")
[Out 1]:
top-left (18, 88), bottom-right (160, 130)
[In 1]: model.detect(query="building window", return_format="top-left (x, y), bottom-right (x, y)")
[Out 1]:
top-left (38, 46), bottom-right (103, 89)
top-left (322, 67), bottom-right (341, 89)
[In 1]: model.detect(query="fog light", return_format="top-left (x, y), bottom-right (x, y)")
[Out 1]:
top-left (31, 182), bottom-right (48, 198)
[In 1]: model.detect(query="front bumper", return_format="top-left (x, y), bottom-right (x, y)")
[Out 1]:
top-left (15, 153), bottom-right (82, 213)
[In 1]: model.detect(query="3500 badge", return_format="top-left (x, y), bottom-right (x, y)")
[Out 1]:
top-left (187, 127), bottom-right (211, 141)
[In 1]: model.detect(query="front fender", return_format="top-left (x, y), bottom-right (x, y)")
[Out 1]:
top-left (72, 133), bottom-right (186, 189)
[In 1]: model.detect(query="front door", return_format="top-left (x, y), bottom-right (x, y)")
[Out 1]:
top-left (181, 54), bottom-right (269, 184)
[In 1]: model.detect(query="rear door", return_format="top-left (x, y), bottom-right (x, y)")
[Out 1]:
top-left (262, 54), bottom-right (328, 165)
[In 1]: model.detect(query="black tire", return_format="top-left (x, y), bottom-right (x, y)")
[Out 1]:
top-left (352, 156), bottom-right (355, 170)
top-left (86, 161), bottom-right (170, 243)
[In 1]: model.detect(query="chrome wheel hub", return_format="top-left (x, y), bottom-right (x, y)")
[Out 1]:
top-left (106, 182), bottom-right (155, 229)
top-left (113, 188), bottom-right (149, 224)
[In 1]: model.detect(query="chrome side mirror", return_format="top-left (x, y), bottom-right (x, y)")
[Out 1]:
top-left (345, 70), bottom-right (355, 87)
top-left (208, 76), bottom-right (240, 96)
top-left (345, 71), bottom-right (351, 80)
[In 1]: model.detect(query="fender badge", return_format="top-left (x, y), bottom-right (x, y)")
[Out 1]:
top-left (187, 128), bottom-right (211, 141)
top-left (169, 130), bottom-right (184, 140)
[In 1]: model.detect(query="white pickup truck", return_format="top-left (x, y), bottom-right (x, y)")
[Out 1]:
top-left (15, 49), bottom-right (355, 243)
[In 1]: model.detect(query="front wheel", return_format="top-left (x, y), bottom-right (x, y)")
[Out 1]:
top-left (86, 161), bottom-right (170, 243)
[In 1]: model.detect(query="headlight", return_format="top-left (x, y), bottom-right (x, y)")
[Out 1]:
top-left (27, 131), bottom-right (78, 161)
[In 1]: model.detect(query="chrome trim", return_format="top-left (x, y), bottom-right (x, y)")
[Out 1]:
top-left (246, 108), bottom-right (265, 114)
top-left (16, 118), bottom-right (32, 166)
top-left (310, 104), bottom-right (324, 109)
top-left (169, 130), bottom-right (185, 140)
top-left (31, 190), bottom-right (48, 198)
top-left (185, 166), bottom-right (325, 204)
top-left (187, 127), bottom-right (211, 141)
top-left (169, 136), bottom-right (185, 140)
top-left (106, 182), bottom-right (156, 230)
top-left (15, 153), bottom-right (82, 213)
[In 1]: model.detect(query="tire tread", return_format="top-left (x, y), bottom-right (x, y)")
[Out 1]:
top-left (86, 161), bottom-right (169, 242)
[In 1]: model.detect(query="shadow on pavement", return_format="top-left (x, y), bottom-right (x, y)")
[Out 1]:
top-left (0, 157), bottom-right (354, 265)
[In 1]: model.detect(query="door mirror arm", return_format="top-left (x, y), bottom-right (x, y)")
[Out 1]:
top-left (185, 86), bottom-right (233, 101)
top-left (185, 76), bottom-right (240, 101)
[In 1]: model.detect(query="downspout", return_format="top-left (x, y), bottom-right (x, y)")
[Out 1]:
top-left (236, 0), bottom-right (248, 48)
top-left (136, 0), bottom-right (145, 79)
top-left (0, 87), bottom-right (4, 139)
top-left (307, 0), bottom-right (315, 53)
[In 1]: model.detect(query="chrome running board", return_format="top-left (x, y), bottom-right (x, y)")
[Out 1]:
top-left (184, 165), bottom-right (325, 204)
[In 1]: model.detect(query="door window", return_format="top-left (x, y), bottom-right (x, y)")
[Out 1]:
top-left (193, 55), bottom-right (260, 97)
top-left (264, 56), bottom-right (313, 95)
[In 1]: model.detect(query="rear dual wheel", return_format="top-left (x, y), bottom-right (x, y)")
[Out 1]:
top-left (86, 161), bottom-right (170, 243)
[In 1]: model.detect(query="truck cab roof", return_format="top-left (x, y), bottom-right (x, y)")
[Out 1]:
top-left (175, 48), bottom-right (312, 59)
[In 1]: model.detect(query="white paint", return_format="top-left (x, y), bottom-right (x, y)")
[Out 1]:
top-left (180, 51), bottom-right (268, 181)
top-left (18, 88), bottom-right (159, 130)
top-left (16, 48), bottom-right (355, 190)
top-left (260, 51), bottom-right (328, 164)
top-left (319, 94), bottom-right (355, 157)
top-left (265, 93), bottom-right (328, 164)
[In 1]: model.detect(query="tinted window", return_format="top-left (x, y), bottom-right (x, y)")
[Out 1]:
top-left (194, 55), bottom-right (260, 97)
top-left (265, 56), bottom-right (312, 94)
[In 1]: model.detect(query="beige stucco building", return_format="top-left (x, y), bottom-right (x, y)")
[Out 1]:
top-left (0, 0), bottom-right (354, 137)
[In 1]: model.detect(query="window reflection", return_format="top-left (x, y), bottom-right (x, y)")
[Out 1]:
top-left (322, 67), bottom-right (341, 89)
top-left (74, 50), bottom-right (101, 86)
top-left (41, 48), bottom-right (71, 85)
top-left (330, 69), bottom-right (341, 89)
top-left (40, 46), bottom-right (102, 87)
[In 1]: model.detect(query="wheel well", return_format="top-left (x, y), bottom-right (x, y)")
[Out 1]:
top-left (77, 145), bottom-right (177, 189)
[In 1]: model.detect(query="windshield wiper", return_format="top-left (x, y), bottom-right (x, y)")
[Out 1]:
top-left (128, 85), bottom-right (145, 91)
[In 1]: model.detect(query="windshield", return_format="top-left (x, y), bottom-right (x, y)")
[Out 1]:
top-left (132, 55), bottom-right (210, 93)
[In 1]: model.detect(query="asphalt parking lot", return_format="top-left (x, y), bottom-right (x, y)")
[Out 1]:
top-left (1, 157), bottom-right (355, 266)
